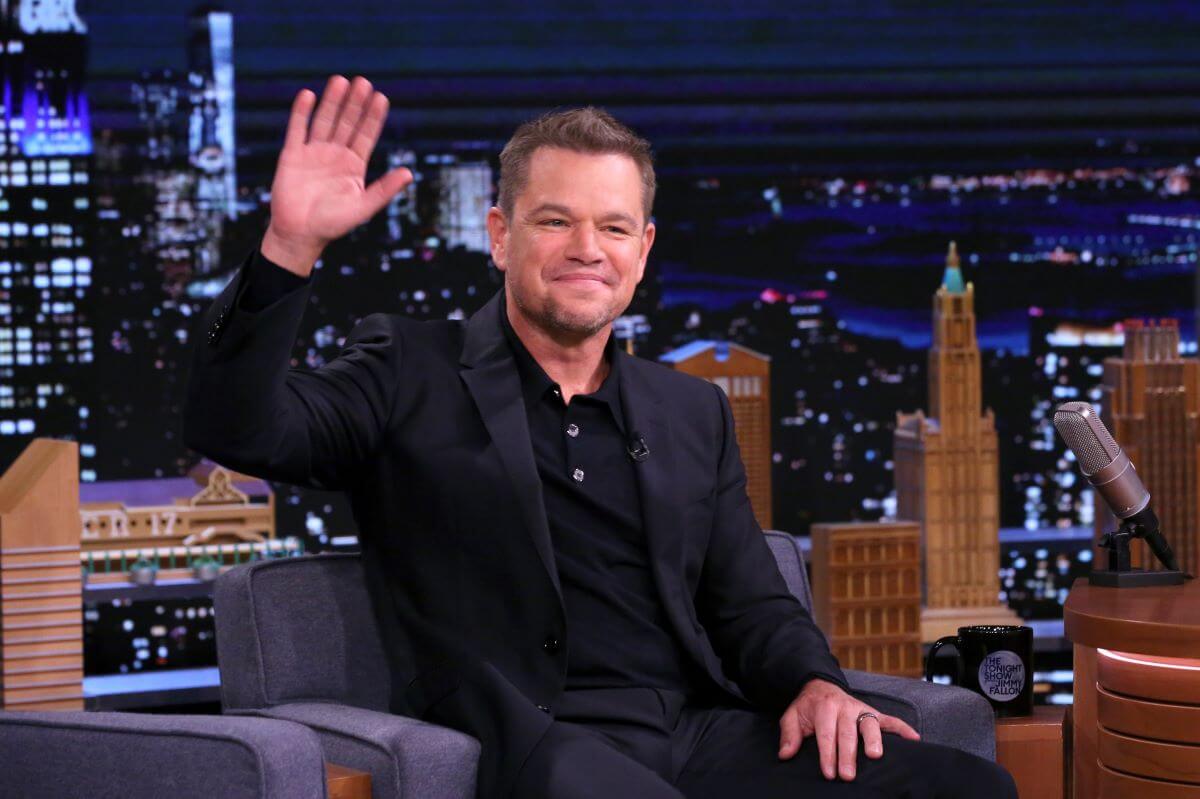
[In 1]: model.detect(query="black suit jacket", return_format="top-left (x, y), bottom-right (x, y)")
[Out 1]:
top-left (184, 257), bottom-right (846, 798)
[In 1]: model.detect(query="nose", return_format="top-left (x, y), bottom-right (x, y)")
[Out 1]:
top-left (563, 222), bottom-right (604, 265)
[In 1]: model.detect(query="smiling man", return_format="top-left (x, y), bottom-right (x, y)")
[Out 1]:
top-left (184, 75), bottom-right (1016, 799)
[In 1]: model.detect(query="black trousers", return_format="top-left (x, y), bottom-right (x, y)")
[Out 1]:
top-left (512, 687), bottom-right (1017, 799)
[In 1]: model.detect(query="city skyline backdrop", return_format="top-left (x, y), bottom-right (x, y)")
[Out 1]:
top-left (5, 1), bottom-right (1200, 570)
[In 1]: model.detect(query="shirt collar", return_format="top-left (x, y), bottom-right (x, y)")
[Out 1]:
top-left (499, 296), bottom-right (626, 432)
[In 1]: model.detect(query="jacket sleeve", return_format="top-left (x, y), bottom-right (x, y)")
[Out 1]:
top-left (239, 249), bottom-right (312, 311)
top-left (182, 249), bottom-right (402, 491)
top-left (694, 382), bottom-right (849, 713)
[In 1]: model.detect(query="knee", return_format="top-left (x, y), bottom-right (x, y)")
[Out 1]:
top-left (514, 724), bottom-right (684, 799)
top-left (881, 737), bottom-right (1016, 799)
top-left (935, 749), bottom-right (1017, 799)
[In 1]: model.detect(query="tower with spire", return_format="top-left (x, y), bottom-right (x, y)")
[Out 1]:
top-left (893, 243), bottom-right (1018, 641)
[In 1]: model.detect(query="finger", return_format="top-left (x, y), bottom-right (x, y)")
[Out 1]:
top-left (860, 715), bottom-right (884, 759)
top-left (815, 700), bottom-right (839, 780)
top-left (837, 711), bottom-right (859, 781)
top-left (362, 167), bottom-right (414, 218)
top-left (350, 92), bottom-right (390, 164)
top-left (777, 707), bottom-right (801, 760)
top-left (283, 89), bottom-right (315, 149)
top-left (309, 75), bottom-right (350, 142)
top-left (333, 76), bottom-right (373, 146)
top-left (879, 714), bottom-right (921, 741)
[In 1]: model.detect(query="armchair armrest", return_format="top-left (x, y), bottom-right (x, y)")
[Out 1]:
top-left (240, 702), bottom-right (479, 799)
top-left (843, 669), bottom-right (997, 761)
top-left (0, 710), bottom-right (326, 799)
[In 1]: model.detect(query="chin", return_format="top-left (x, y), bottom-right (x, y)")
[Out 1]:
top-left (544, 302), bottom-right (615, 336)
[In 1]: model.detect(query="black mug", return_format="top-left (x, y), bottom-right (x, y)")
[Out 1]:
top-left (924, 625), bottom-right (1034, 718)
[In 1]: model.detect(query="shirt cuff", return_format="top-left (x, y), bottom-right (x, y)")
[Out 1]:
top-left (238, 248), bottom-right (312, 312)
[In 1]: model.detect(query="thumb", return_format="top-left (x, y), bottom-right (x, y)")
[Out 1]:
top-left (778, 707), bottom-right (802, 759)
top-left (361, 166), bottom-right (414, 219)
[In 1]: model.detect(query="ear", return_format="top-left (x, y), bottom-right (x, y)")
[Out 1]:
top-left (634, 220), bottom-right (656, 284)
top-left (486, 206), bottom-right (509, 271)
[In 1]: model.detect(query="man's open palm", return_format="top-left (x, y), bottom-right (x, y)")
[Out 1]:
top-left (264, 75), bottom-right (413, 273)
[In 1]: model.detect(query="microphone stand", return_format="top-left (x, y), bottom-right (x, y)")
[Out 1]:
top-left (1091, 518), bottom-right (1187, 587)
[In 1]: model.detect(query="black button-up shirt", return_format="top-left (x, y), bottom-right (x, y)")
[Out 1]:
top-left (498, 301), bottom-right (699, 694)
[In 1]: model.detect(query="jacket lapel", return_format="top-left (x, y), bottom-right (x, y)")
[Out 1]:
top-left (459, 291), bottom-right (562, 601)
top-left (617, 354), bottom-right (697, 653)
top-left (620, 355), bottom-right (745, 700)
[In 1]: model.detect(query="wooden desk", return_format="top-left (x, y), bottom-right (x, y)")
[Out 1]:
top-left (995, 706), bottom-right (1067, 799)
top-left (326, 763), bottom-right (371, 799)
top-left (1064, 577), bottom-right (1200, 799)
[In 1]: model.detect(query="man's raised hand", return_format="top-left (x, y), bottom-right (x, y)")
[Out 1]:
top-left (261, 75), bottom-right (414, 276)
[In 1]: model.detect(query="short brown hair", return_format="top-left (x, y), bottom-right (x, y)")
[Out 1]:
top-left (497, 107), bottom-right (656, 223)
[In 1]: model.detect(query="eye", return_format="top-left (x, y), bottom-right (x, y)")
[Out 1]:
top-left (605, 225), bottom-right (630, 235)
top-left (541, 218), bottom-right (567, 227)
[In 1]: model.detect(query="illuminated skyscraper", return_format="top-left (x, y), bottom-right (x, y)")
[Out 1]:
top-left (132, 67), bottom-right (206, 296)
top-left (436, 159), bottom-right (493, 254)
top-left (661, 341), bottom-right (773, 529)
top-left (1100, 319), bottom-right (1200, 575)
top-left (894, 243), bottom-right (1017, 640)
top-left (132, 68), bottom-right (186, 165)
top-left (186, 6), bottom-right (236, 274)
top-left (386, 148), bottom-right (419, 244)
top-left (0, 0), bottom-right (94, 474)
top-left (1018, 316), bottom-right (1122, 531)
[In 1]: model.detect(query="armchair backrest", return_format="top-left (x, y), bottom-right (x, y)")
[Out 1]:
top-left (762, 529), bottom-right (815, 611)
top-left (214, 553), bottom-right (391, 712)
top-left (215, 533), bottom-right (810, 711)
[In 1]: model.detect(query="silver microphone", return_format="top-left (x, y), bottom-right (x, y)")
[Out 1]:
top-left (1052, 401), bottom-right (1180, 572)
top-left (1052, 401), bottom-right (1149, 518)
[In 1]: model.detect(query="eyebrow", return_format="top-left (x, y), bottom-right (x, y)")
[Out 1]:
top-left (525, 203), bottom-right (640, 229)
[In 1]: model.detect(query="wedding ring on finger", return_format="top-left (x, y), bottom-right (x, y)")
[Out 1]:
top-left (855, 711), bottom-right (879, 728)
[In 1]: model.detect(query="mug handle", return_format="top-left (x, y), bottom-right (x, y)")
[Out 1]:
top-left (925, 635), bottom-right (965, 685)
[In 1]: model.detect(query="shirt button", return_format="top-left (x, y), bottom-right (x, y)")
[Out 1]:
top-left (566, 423), bottom-right (580, 438)
top-left (572, 468), bottom-right (584, 483)
top-left (543, 637), bottom-right (560, 653)
top-left (537, 704), bottom-right (551, 714)
top-left (552, 387), bottom-right (562, 398)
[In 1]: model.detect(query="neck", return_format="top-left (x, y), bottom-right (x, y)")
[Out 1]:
top-left (506, 293), bottom-right (611, 402)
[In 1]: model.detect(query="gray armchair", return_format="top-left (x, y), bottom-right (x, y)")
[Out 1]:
top-left (214, 532), bottom-right (994, 799)
top-left (0, 709), bottom-right (328, 798)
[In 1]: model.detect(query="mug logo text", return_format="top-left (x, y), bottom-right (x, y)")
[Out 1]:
top-left (978, 650), bottom-right (1025, 702)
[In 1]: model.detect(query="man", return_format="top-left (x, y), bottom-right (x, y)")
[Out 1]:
top-left (184, 75), bottom-right (1016, 799)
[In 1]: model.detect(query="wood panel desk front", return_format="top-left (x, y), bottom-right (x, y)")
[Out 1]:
top-left (1064, 577), bottom-right (1200, 799)
top-left (995, 706), bottom-right (1067, 799)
